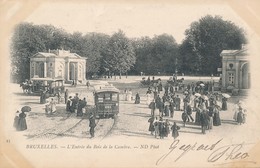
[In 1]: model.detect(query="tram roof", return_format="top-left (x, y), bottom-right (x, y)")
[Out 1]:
top-left (94, 85), bottom-right (120, 93)
top-left (31, 77), bottom-right (63, 81)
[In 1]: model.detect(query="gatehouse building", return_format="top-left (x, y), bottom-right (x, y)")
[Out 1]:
top-left (30, 49), bottom-right (87, 83)
top-left (220, 46), bottom-right (250, 94)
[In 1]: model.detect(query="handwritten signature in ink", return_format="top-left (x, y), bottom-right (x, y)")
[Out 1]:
top-left (156, 139), bottom-right (254, 166)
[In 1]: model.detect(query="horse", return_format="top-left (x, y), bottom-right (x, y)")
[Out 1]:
top-left (20, 82), bottom-right (32, 93)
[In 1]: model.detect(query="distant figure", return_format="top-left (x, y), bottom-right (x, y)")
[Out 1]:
top-left (148, 116), bottom-right (155, 135)
top-left (49, 98), bottom-right (56, 114)
top-left (72, 93), bottom-right (79, 113)
top-left (13, 111), bottom-right (20, 130)
top-left (171, 122), bottom-right (180, 139)
top-left (134, 93), bottom-right (140, 104)
top-left (175, 95), bottom-right (181, 111)
top-left (77, 99), bottom-right (84, 117)
top-left (89, 114), bottom-right (96, 138)
top-left (17, 110), bottom-right (27, 131)
top-left (181, 111), bottom-right (188, 127)
top-left (66, 96), bottom-right (73, 112)
top-left (64, 89), bottom-right (69, 104)
top-left (127, 89), bottom-right (132, 101)
top-left (200, 110), bottom-right (209, 134)
top-left (195, 107), bottom-right (201, 125)
top-left (169, 100), bottom-right (175, 117)
top-left (213, 105), bottom-right (221, 126)
top-left (237, 107), bottom-right (245, 125)
top-left (86, 81), bottom-right (90, 88)
top-left (186, 104), bottom-right (194, 122)
top-left (164, 119), bottom-right (170, 137)
top-left (221, 97), bottom-right (228, 111)
top-left (149, 99), bottom-right (156, 117)
top-left (154, 117), bottom-right (159, 138)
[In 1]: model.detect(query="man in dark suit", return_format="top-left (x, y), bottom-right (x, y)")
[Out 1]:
top-left (89, 114), bottom-right (96, 138)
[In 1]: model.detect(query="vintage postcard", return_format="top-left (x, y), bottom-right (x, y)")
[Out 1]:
top-left (1, 0), bottom-right (260, 167)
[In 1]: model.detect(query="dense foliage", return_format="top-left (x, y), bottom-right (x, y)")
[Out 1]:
top-left (10, 15), bottom-right (247, 82)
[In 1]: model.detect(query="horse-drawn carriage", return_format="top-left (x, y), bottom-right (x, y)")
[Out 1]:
top-left (140, 77), bottom-right (161, 87)
top-left (166, 77), bottom-right (184, 90)
top-left (20, 78), bottom-right (65, 96)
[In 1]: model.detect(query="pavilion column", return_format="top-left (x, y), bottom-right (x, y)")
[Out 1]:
top-left (235, 61), bottom-right (239, 88)
top-left (222, 60), bottom-right (226, 88)
top-left (75, 62), bottom-right (78, 81)
top-left (44, 62), bottom-right (47, 78)
top-left (66, 61), bottom-right (70, 82)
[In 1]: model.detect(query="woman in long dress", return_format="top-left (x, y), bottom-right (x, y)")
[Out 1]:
top-left (146, 93), bottom-right (152, 105)
top-left (148, 117), bottom-right (155, 135)
top-left (171, 122), bottom-right (180, 139)
top-left (13, 111), bottom-right (20, 130)
top-left (17, 111), bottom-right (27, 131)
top-left (49, 98), bottom-right (56, 114)
top-left (127, 89), bottom-right (132, 101)
top-left (213, 105), bottom-right (221, 126)
top-left (221, 97), bottom-right (228, 111)
top-left (195, 107), bottom-right (201, 125)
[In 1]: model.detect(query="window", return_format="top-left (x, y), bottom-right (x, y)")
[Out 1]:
top-left (228, 73), bottom-right (234, 85)
top-left (112, 93), bottom-right (118, 101)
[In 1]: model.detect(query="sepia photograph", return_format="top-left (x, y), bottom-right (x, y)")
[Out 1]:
top-left (1, 0), bottom-right (260, 167)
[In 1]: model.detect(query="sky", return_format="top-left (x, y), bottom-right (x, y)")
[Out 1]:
top-left (21, 2), bottom-right (250, 44)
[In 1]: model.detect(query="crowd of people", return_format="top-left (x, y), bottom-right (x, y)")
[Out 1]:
top-left (145, 76), bottom-right (247, 138)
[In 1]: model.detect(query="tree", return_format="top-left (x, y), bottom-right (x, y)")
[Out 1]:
top-left (11, 23), bottom-right (46, 82)
top-left (183, 15), bottom-right (247, 75)
top-left (132, 34), bottom-right (179, 75)
top-left (82, 33), bottom-right (110, 77)
top-left (103, 30), bottom-right (136, 78)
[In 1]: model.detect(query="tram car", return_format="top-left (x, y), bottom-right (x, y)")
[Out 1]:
top-left (93, 84), bottom-right (120, 119)
top-left (31, 77), bottom-right (65, 96)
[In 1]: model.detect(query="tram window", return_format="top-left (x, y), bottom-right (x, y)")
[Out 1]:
top-left (104, 93), bottom-right (111, 100)
top-left (97, 94), bottom-right (104, 102)
top-left (112, 93), bottom-right (118, 101)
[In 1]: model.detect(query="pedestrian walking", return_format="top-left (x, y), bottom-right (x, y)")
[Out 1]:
top-left (207, 107), bottom-right (213, 130)
top-left (146, 92), bottom-right (152, 105)
top-left (149, 100), bottom-right (156, 117)
top-left (213, 104), bottom-right (221, 126)
top-left (154, 117), bottom-right (159, 139)
top-left (13, 110), bottom-right (20, 130)
top-left (127, 89), bottom-right (132, 101)
top-left (72, 93), bottom-right (79, 113)
top-left (195, 107), bottom-right (201, 125)
top-left (134, 92), bottom-right (140, 104)
top-left (221, 97), bottom-right (228, 111)
top-left (171, 122), bottom-right (180, 139)
top-left (164, 119), bottom-right (170, 137)
top-left (186, 104), bottom-right (194, 122)
top-left (175, 95), bottom-right (181, 111)
top-left (148, 116), bottom-right (155, 135)
top-left (181, 111), bottom-right (188, 127)
top-left (158, 117), bottom-right (165, 139)
top-left (169, 100), bottom-right (175, 117)
top-left (200, 110), bottom-right (209, 134)
top-left (64, 89), bottom-right (69, 104)
top-left (17, 110), bottom-right (27, 131)
top-left (49, 98), bottom-right (56, 114)
top-left (66, 96), bottom-right (73, 113)
top-left (89, 114), bottom-right (96, 138)
top-left (237, 107), bottom-right (244, 125)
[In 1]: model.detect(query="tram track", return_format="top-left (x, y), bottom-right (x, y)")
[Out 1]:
top-left (28, 115), bottom-right (117, 140)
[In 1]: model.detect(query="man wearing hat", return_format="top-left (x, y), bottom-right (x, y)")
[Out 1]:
top-left (89, 114), bottom-right (96, 138)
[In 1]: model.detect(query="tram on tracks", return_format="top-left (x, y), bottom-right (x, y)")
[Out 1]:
top-left (93, 84), bottom-right (120, 119)
top-left (31, 77), bottom-right (65, 96)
